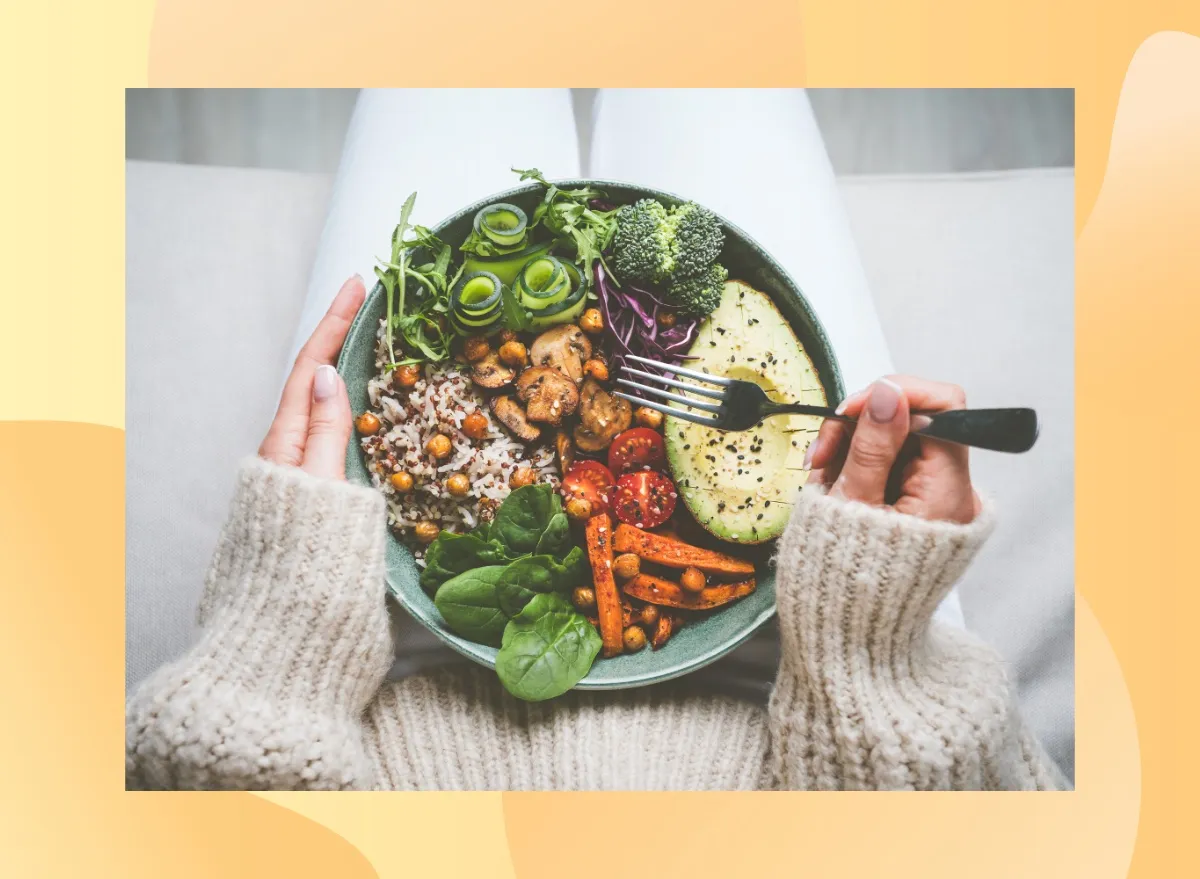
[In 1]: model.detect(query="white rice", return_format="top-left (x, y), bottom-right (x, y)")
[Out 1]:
top-left (360, 320), bottom-right (558, 557)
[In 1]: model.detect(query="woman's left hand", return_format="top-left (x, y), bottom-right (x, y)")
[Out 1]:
top-left (258, 275), bottom-right (366, 480)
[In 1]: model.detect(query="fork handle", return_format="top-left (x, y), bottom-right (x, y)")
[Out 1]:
top-left (769, 404), bottom-right (1040, 453)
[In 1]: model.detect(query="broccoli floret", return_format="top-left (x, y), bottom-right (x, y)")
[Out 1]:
top-left (667, 263), bottom-right (728, 316)
top-left (612, 198), bottom-right (725, 289)
top-left (612, 199), bottom-right (675, 283)
top-left (668, 202), bottom-right (724, 279)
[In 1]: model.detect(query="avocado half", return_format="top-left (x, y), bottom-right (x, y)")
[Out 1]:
top-left (664, 280), bottom-right (827, 544)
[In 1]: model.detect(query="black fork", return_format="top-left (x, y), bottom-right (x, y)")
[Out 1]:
top-left (614, 355), bottom-right (1039, 453)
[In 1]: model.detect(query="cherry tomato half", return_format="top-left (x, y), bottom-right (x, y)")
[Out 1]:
top-left (611, 470), bottom-right (677, 529)
top-left (560, 460), bottom-right (614, 516)
top-left (607, 427), bottom-right (666, 475)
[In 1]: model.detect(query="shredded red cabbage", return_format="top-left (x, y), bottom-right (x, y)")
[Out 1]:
top-left (594, 262), bottom-right (699, 375)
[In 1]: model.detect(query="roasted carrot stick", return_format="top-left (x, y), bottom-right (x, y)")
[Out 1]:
top-left (586, 513), bottom-right (624, 657)
top-left (623, 572), bottom-right (756, 610)
top-left (611, 524), bottom-right (755, 577)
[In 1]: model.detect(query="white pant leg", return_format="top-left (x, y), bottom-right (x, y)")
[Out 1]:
top-left (286, 88), bottom-right (580, 371)
top-left (291, 88), bottom-right (580, 681)
top-left (589, 88), bottom-right (891, 393)
top-left (590, 89), bottom-right (965, 637)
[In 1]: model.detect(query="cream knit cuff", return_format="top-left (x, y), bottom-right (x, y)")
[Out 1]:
top-left (194, 457), bottom-right (394, 714)
top-left (774, 486), bottom-right (995, 654)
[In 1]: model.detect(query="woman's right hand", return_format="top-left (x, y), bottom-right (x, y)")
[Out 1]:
top-left (805, 376), bottom-right (981, 525)
top-left (258, 275), bottom-right (365, 481)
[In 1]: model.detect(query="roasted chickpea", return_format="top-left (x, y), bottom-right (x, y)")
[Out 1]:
top-left (583, 358), bottom-right (609, 382)
top-left (414, 521), bottom-right (440, 544)
top-left (572, 586), bottom-right (597, 612)
top-left (426, 433), bottom-right (453, 460)
top-left (510, 466), bottom-right (537, 489)
top-left (680, 567), bottom-right (706, 593)
top-left (656, 310), bottom-right (677, 329)
top-left (634, 406), bottom-right (664, 430)
top-left (579, 308), bottom-right (604, 335)
top-left (462, 335), bottom-right (491, 363)
top-left (355, 412), bottom-right (382, 435)
top-left (623, 625), bottom-right (647, 652)
top-left (498, 340), bottom-right (527, 367)
top-left (639, 604), bottom-right (660, 628)
top-left (565, 496), bottom-right (593, 521)
top-left (612, 553), bottom-right (641, 581)
top-left (389, 471), bottom-right (414, 493)
top-left (446, 473), bottom-right (470, 497)
top-left (497, 328), bottom-right (519, 344)
top-left (461, 410), bottom-right (489, 440)
top-left (393, 363), bottom-right (420, 388)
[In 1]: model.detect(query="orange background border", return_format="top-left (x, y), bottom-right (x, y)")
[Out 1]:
top-left (2, 1), bottom-right (1198, 876)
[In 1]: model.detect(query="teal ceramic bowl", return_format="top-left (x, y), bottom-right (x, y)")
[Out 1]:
top-left (338, 180), bottom-right (844, 690)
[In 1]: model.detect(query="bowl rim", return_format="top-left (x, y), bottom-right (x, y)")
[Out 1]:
top-left (338, 176), bottom-right (845, 690)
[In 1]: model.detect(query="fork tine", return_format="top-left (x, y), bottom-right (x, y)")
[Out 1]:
top-left (616, 378), bottom-right (724, 413)
top-left (621, 366), bottom-right (727, 401)
top-left (626, 354), bottom-right (733, 387)
top-left (614, 393), bottom-right (722, 428)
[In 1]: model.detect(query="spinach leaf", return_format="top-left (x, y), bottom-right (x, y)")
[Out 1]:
top-left (495, 547), bottom-right (588, 618)
top-left (535, 512), bottom-right (571, 558)
top-left (433, 566), bottom-right (509, 646)
top-left (420, 531), bottom-right (509, 594)
top-left (495, 593), bottom-right (602, 701)
top-left (492, 484), bottom-right (561, 554)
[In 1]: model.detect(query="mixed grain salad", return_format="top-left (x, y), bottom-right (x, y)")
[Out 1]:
top-left (353, 170), bottom-right (824, 701)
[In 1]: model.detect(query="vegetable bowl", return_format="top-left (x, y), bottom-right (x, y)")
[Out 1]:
top-left (338, 175), bottom-right (844, 697)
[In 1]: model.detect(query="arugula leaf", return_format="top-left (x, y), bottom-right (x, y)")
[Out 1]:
top-left (492, 484), bottom-right (562, 554)
top-left (394, 192), bottom-right (417, 334)
top-left (374, 193), bottom-right (462, 368)
top-left (495, 593), bottom-right (602, 701)
top-left (511, 168), bottom-right (617, 293)
top-left (376, 265), bottom-right (397, 365)
top-left (434, 566), bottom-right (509, 647)
top-left (495, 547), bottom-right (588, 618)
top-left (396, 312), bottom-right (450, 362)
top-left (459, 226), bottom-right (531, 258)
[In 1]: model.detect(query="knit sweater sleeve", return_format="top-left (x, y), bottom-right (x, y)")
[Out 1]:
top-left (125, 458), bottom-right (394, 790)
top-left (765, 488), bottom-right (1068, 790)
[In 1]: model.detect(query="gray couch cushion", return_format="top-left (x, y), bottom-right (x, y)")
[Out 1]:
top-left (125, 161), bottom-right (331, 685)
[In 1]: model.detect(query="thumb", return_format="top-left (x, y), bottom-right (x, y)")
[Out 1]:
top-left (302, 365), bottom-right (353, 481)
top-left (831, 378), bottom-right (909, 506)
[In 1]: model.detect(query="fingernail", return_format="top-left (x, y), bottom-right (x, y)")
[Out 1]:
top-left (835, 389), bottom-right (862, 415)
top-left (803, 437), bottom-right (820, 469)
top-left (314, 365), bottom-right (339, 401)
top-left (867, 378), bottom-right (901, 423)
top-left (352, 273), bottom-right (364, 285)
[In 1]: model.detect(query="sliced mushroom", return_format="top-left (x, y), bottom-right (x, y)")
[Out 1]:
top-left (573, 378), bottom-right (632, 451)
top-left (489, 395), bottom-right (541, 442)
top-left (515, 366), bottom-right (580, 426)
top-left (530, 324), bottom-right (593, 384)
top-left (471, 352), bottom-right (515, 389)
top-left (555, 429), bottom-right (575, 473)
